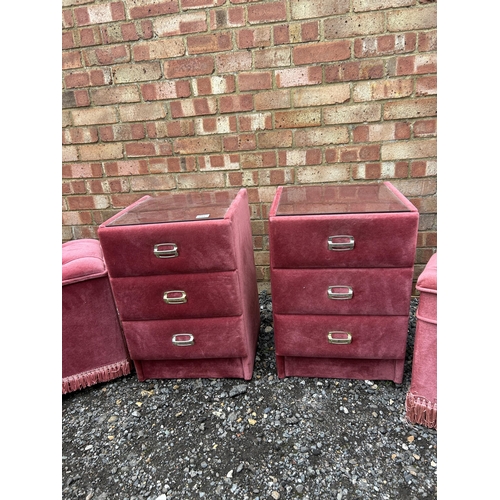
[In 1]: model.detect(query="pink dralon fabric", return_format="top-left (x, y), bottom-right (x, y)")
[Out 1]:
top-left (62, 239), bottom-right (131, 394)
top-left (405, 252), bottom-right (437, 429)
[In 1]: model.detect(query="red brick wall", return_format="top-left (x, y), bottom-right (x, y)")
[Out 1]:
top-left (62, 0), bottom-right (437, 291)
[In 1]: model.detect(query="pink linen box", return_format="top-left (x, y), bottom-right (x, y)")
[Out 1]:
top-left (62, 239), bottom-right (131, 394)
top-left (269, 182), bottom-right (419, 383)
top-left (98, 188), bottom-right (260, 381)
top-left (405, 252), bottom-right (437, 428)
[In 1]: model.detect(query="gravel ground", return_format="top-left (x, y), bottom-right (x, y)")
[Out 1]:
top-left (62, 292), bottom-right (437, 500)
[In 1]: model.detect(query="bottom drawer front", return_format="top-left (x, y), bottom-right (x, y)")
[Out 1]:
top-left (274, 314), bottom-right (408, 359)
top-left (122, 316), bottom-right (248, 360)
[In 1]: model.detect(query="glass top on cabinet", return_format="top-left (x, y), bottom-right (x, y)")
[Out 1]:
top-left (107, 189), bottom-right (240, 226)
top-left (275, 183), bottom-right (411, 216)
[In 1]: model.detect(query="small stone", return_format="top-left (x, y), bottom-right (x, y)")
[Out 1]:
top-left (271, 492), bottom-right (280, 499)
top-left (229, 385), bottom-right (248, 397)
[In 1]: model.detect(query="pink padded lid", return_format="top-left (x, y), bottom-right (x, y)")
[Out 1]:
top-left (62, 239), bottom-right (107, 286)
top-left (416, 252), bottom-right (437, 293)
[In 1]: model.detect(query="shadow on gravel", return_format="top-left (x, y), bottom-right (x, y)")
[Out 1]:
top-left (62, 292), bottom-right (437, 500)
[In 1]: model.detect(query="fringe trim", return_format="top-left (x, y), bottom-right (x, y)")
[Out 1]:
top-left (62, 360), bottom-right (131, 395)
top-left (405, 391), bottom-right (437, 429)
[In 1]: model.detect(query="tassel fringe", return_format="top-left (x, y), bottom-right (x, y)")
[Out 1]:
top-left (405, 392), bottom-right (437, 429)
top-left (62, 360), bottom-right (131, 395)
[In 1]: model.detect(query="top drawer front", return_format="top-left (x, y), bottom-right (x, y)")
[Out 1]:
top-left (98, 219), bottom-right (236, 278)
top-left (269, 211), bottom-right (419, 269)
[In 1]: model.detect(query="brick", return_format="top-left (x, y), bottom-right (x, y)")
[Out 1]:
top-left (293, 41), bottom-right (350, 65)
top-left (411, 160), bottom-right (437, 178)
top-left (87, 178), bottom-right (130, 194)
top-left (352, 161), bottom-right (409, 180)
top-left (63, 51), bottom-right (82, 70)
top-left (63, 127), bottom-right (98, 144)
top-left (353, 122), bottom-right (410, 142)
top-left (216, 51), bottom-right (252, 73)
top-left (148, 157), bottom-right (197, 173)
top-left (104, 160), bottom-right (149, 176)
top-left (248, 1), bottom-right (287, 24)
top-left (63, 162), bottom-right (102, 179)
top-left (77, 27), bottom-right (102, 47)
top-left (325, 12), bottom-right (384, 39)
top-left (199, 153), bottom-right (240, 170)
top-left (301, 21), bottom-right (320, 42)
top-left (239, 113), bottom-right (273, 132)
top-left (413, 119), bottom-right (437, 138)
top-left (296, 165), bottom-right (350, 184)
top-left (164, 56), bottom-right (214, 78)
top-left (254, 90), bottom-right (291, 110)
top-left (258, 130), bottom-right (293, 149)
top-left (147, 120), bottom-right (195, 138)
top-left (416, 76), bottom-right (437, 96)
top-left (354, 33), bottom-right (417, 58)
top-left (63, 90), bottom-right (91, 109)
top-left (65, 68), bottom-right (112, 89)
top-left (62, 211), bottom-right (93, 225)
top-left (279, 149), bottom-right (322, 166)
top-left (171, 97), bottom-right (217, 118)
top-left (274, 25), bottom-right (289, 44)
top-left (72, 107), bottom-right (118, 126)
top-left (237, 27), bottom-right (272, 49)
top-left (292, 84), bottom-right (350, 107)
top-left (223, 133), bottom-right (256, 151)
top-left (124, 142), bottom-right (157, 157)
top-left (119, 102), bottom-right (166, 122)
top-left (62, 31), bottom-right (75, 50)
top-left (339, 145), bottom-right (380, 162)
top-left (394, 54), bottom-right (437, 76)
top-left (130, 175), bottom-right (176, 191)
top-left (133, 38), bottom-right (185, 61)
top-left (387, 5), bottom-right (437, 31)
top-left (210, 6), bottom-right (245, 29)
top-left (187, 33), bottom-right (232, 54)
top-left (78, 143), bottom-right (123, 161)
top-left (227, 171), bottom-right (258, 188)
top-left (63, 180), bottom-right (85, 195)
top-left (238, 72), bottom-right (272, 91)
top-left (66, 195), bottom-right (110, 210)
top-left (177, 172), bottom-right (225, 189)
top-left (153, 12), bottom-right (206, 37)
top-left (113, 62), bottom-right (162, 83)
top-left (129, 0), bottom-right (179, 19)
top-left (62, 9), bottom-right (74, 28)
top-left (110, 193), bottom-right (147, 209)
top-left (74, 2), bottom-right (125, 26)
top-left (174, 136), bottom-right (221, 154)
top-left (353, 0), bottom-right (414, 12)
top-left (91, 85), bottom-right (141, 105)
top-left (181, 0), bottom-right (225, 9)
top-left (324, 103), bottom-right (381, 124)
top-left (101, 21), bottom-right (153, 44)
top-left (290, 0), bottom-right (349, 19)
top-left (275, 109), bottom-right (321, 129)
top-left (418, 30), bottom-right (437, 52)
top-left (141, 81), bottom-right (191, 101)
top-left (99, 124), bottom-right (145, 142)
top-left (276, 67), bottom-right (322, 88)
top-left (254, 47), bottom-right (291, 68)
top-left (259, 168), bottom-right (294, 186)
top-left (195, 116), bottom-right (237, 135)
top-left (240, 152), bottom-right (276, 169)
top-left (381, 139), bottom-right (437, 161)
top-left (295, 126), bottom-right (349, 146)
top-left (83, 45), bottom-right (130, 66)
top-left (219, 95), bottom-right (254, 113)
top-left (384, 97), bottom-right (436, 120)
top-left (325, 61), bottom-right (384, 82)
top-left (193, 76), bottom-right (235, 96)
top-left (353, 79), bottom-right (413, 102)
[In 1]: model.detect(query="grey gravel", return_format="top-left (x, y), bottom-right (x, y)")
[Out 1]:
top-left (62, 292), bottom-right (437, 499)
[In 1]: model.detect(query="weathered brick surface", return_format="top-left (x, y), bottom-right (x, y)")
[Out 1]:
top-left (62, 0), bottom-right (437, 287)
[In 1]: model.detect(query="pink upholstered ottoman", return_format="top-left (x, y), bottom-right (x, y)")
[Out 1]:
top-left (405, 252), bottom-right (437, 428)
top-left (62, 239), bottom-right (131, 394)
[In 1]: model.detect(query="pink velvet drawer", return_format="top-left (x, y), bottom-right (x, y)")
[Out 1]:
top-left (269, 211), bottom-right (419, 269)
top-left (416, 252), bottom-right (437, 324)
top-left (122, 316), bottom-right (248, 360)
top-left (274, 314), bottom-right (409, 360)
top-left (271, 267), bottom-right (413, 316)
top-left (99, 216), bottom-right (237, 278)
top-left (109, 272), bottom-right (242, 321)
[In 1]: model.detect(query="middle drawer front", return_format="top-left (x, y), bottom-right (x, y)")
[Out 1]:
top-left (271, 268), bottom-right (413, 316)
top-left (110, 271), bottom-right (242, 321)
top-left (274, 313), bottom-right (409, 360)
top-left (122, 316), bottom-right (248, 360)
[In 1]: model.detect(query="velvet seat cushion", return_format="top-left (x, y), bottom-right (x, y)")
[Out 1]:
top-left (405, 252), bottom-right (437, 429)
top-left (62, 239), bottom-right (131, 394)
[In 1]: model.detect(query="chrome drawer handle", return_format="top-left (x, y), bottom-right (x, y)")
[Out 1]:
top-left (154, 243), bottom-right (178, 259)
top-left (163, 290), bottom-right (187, 304)
top-left (328, 331), bottom-right (352, 344)
top-left (327, 286), bottom-right (353, 300)
top-left (172, 333), bottom-right (194, 346)
top-left (328, 235), bottom-right (354, 251)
